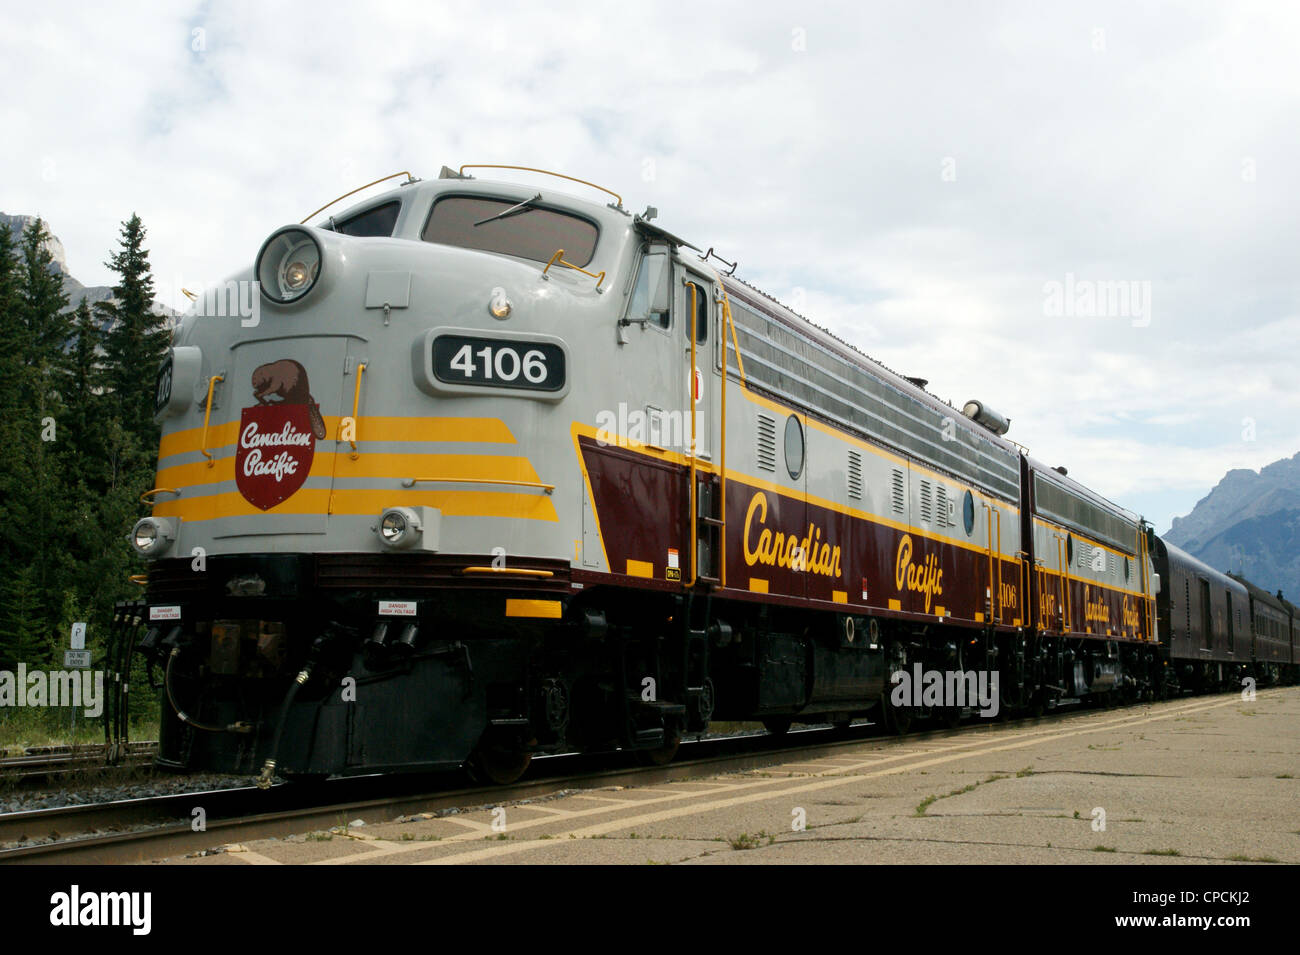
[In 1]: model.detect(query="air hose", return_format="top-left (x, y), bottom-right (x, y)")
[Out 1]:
top-left (256, 661), bottom-right (315, 789)
top-left (164, 648), bottom-right (255, 735)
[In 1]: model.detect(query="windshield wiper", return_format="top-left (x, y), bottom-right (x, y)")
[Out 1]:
top-left (474, 193), bottom-right (543, 227)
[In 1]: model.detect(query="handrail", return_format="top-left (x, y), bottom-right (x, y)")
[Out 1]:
top-left (984, 504), bottom-right (996, 623)
top-left (349, 362), bottom-right (366, 459)
top-left (401, 476), bottom-right (555, 495)
top-left (458, 165), bottom-right (622, 208)
top-left (140, 487), bottom-right (179, 505)
top-left (686, 281), bottom-right (699, 589)
top-left (542, 248), bottom-right (606, 289)
top-left (461, 566), bottom-right (555, 578)
top-left (128, 574), bottom-right (148, 586)
top-left (994, 508), bottom-right (1003, 625)
top-left (200, 375), bottom-right (224, 467)
top-left (701, 265), bottom-right (747, 589)
top-left (301, 171), bottom-right (416, 225)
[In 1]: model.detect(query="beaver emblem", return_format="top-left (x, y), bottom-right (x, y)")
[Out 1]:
top-left (250, 358), bottom-right (327, 439)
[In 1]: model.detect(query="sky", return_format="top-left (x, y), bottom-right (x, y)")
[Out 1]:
top-left (2, 1), bottom-right (1297, 534)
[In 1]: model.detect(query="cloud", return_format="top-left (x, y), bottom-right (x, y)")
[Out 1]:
top-left (3, 1), bottom-right (1297, 533)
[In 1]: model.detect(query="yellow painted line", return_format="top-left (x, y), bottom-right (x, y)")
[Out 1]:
top-left (159, 415), bottom-right (517, 460)
top-left (831, 590), bottom-right (847, 604)
top-left (411, 695), bottom-right (1247, 865)
top-left (749, 577), bottom-right (769, 593)
top-left (505, 599), bottom-right (562, 619)
top-left (152, 487), bottom-right (558, 522)
top-left (293, 694), bottom-right (1247, 867)
top-left (626, 559), bottom-right (654, 579)
top-left (888, 598), bottom-right (902, 611)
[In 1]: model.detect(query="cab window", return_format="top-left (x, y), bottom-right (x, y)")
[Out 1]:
top-left (422, 196), bottom-right (598, 267)
top-left (626, 251), bottom-right (670, 329)
top-left (330, 201), bottom-right (401, 237)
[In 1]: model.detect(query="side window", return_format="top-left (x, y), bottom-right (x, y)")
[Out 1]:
top-left (684, 281), bottom-right (709, 343)
top-left (626, 251), bottom-right (670, 330)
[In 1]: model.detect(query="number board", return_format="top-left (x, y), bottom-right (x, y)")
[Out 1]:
top-left (155, 355), bottom-right (174, 415)
top-left (432, 335), bottom-right (565, 392)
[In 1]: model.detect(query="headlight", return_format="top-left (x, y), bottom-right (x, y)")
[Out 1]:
top-left (377, 507), bottom-right (422, 549)
top-left (255, 227), bottom-right (322, 304)
top-left (129, 517), bottom-right (177, 557)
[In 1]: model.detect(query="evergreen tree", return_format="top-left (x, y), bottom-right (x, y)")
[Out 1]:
top-left (97, 214), bottom-right (167, 443)
top-left (59, 298), bottom-right (106, 472)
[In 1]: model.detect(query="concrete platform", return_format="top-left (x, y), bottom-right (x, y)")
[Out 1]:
top-left (161, 687), bottom-right (1300, 865)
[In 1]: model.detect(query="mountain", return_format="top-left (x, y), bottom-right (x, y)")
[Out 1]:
top-left (1, 212), bottom-right (175, 323)
top-left (1164, 452), bottom-right (1300, 600)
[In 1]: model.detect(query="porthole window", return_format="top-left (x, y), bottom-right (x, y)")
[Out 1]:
top-left (784, 415), bottom-right (804, 480)
top-left (962, 490), bottom-right (975, 535)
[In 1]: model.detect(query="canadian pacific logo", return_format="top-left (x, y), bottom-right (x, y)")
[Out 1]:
top-left (742, 491), bottom-right (842, 577)
top-left (895, 534), bottom-right (943, 613)
top-left (235, 359), bottom-right (326, 511)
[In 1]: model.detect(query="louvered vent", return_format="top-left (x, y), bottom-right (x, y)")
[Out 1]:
top-left (935, 484), bottom-right (949, 527)
top-left (920, 480), bottom-right (933, 524)
top-left (757, 414), bottom-right (777, 472)
top-left (847, 450), bottom-right (863, 500)
top-left (891, 467), bottom-right (905, 515)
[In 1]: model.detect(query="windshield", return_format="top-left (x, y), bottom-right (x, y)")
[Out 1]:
top-left (421, 195), bottom-right (598, 267)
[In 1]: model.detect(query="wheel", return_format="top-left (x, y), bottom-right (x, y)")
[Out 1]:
top-left (636, 732), bottom-right (680, 766)
top-left (883, 700), bottom-right (913, 735)
top-left (762, 718), bottom-right (792, 738)
top-left (936, 706), bottom-right (963, 730)
top-left (468, 745), bottom-right (533, 785)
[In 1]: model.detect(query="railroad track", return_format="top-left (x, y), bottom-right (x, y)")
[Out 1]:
top-left (0, 690), bottom-right (1258, 865)
top-left (0, 742), bottom-right (158, 788)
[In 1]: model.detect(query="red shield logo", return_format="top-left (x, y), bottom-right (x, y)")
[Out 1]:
top-left (236, 404), bottom-right (316, 510)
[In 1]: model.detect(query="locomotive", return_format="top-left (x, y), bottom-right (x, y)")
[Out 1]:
top-left (129, 166), bottom-right (1297, 785)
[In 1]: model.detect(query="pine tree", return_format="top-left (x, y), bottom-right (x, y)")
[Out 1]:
top-left (97, 214), bottom-right (167, 442)
top-left (18, 218), bottom-right (70, 377)
top-left (59, 298), bottom-right (106, 473)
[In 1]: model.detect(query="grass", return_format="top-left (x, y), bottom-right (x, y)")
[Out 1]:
top-left (1016, 766), bottom-right (1034, 777)
top-left (1, 710), bottom-right (159, 753)
top-left (1092, 846), bottom-right (1117, 853)
top-left (916, 780), bottom-right (982, 816)
top-left (728, 831), bottom-right (776, 850)
top-left (1227, 853), bottom-right (1279, 863)
top-left (1144, 848), bottom-right (1181, 857)
top-left (1276, 774), bottom-right (1293, 779)
top-left (305, 831), bottom-right (333, 842)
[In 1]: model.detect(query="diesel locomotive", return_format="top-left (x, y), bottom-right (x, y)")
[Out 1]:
top-left (127, 166), bottom-right (1298, 784)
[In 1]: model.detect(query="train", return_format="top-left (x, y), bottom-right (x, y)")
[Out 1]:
top-left (127, 165), bottom-right (1298, 785)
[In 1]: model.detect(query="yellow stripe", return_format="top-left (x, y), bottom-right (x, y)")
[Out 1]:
top-left (738, 386), bottom-right (1020, 514)
top-left (158, 452), bottom-right (543, 495)
top-left (831, 590), bottom-right (847, 604)
top-left (159, 415), bottom-right (517, 460)
top-left (888, 598), bottom-right (902, 611)
top-left (151, 488), bottom-right (558, 522)
top-left (626, 559), bottom-right (654, 578)
top-left (570, 420), bottom-right (1011, 559)
top-left (505, 599), bottom-right (562, 619)
top-left (749, 577), bottom-right (768, 593)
